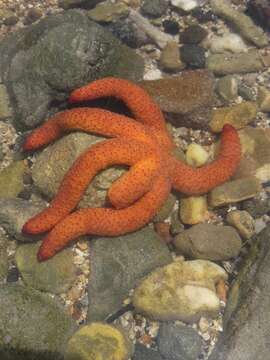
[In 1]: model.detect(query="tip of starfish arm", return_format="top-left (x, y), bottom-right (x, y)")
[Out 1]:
top-left (222, 123), bottom-right (235, 132)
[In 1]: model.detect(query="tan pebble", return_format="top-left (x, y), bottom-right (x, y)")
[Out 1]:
top-left (180, 196), bottom-right (209, 225)
top-left (185, 143), bottom-right (209, 167)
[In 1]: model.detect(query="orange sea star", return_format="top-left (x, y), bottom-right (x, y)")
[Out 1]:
top-left (22, 77), bottom-right (241, 261)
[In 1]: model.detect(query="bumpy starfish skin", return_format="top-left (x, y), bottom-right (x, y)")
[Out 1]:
top-left (22, 77), bottom-right (241, 261)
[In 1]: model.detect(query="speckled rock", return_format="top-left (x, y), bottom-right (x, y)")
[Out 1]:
top-left (216, 75), bottom-right (238, 102)
top-left (65, 322), bottom-right (133, 360)
top-left (206, 50), bottom-right (265, 75)
top-left (208, 224), bottom-right (270, 360)
top-left (31, 132), bottom-right (125, 208)
top-left (174, 223), bottom-right (242, 260)
top-left (180, 45), bottom-right (206, 68)
top-left (234, 127), bottom-right (270, 183)
top-left (171, 0), bottom-right (201, 11)
top-left (132, 259), bottom-right (227, 323)
top-left (179, 196), bottom-right (209, 225)
top-left (0, 232), bottom-right (8, 281)
top-left (209, 102), bottom-right (257, 132)
top-left (87, 1), bottom-right (129, 23)
top-left (211, 0), bottom-right (268, 47)
top-left (180, 25), bottom-right (208, 44)
top-left (159, 41), bottom-right (186, 72)
top-left (226, 210), bottom-right (255, 239)
top-left (0, 284), bottom-right (76, 360)
top-left (0, 161), bottom-right (26, 199)
top-left (157, 322), bottom-right (203, 360)
top-left (140, 70), bottom-right (215, 129)
top-left (87, 227), bottom-right (172, 321)
top-left (15, 241), bottom-right (76, 294)
top-left (0, 198), bottom-right (46, 242)
top-left (208, 177), bottom-right (262, 207)
top-left (141, 0), bottom-right (168, 17)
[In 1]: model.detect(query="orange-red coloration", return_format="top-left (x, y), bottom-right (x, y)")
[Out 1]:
top-left (22, 77), bottom-right (241, 261)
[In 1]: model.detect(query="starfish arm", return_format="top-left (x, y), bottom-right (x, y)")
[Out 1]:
top-left (108, 157), bottom-right (162, 209)
top-left (170, 124), bottom-right (241, 195)
top-left (37, 175), bottom-right (172, 261)
top-left (22, 138), bottom-right (160, 234)
top-left (68, 78), bottom-right (174, 151)
top-left (23, 108), bottom-right (158, 152)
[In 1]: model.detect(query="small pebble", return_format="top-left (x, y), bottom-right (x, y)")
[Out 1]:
top-left (180, 44), bottom-right (206, 68)
top-left (162, 19), bottom-right (180, 35)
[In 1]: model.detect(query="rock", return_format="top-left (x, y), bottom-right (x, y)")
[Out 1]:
top-left (174, 223), bottom-right (242, 260)
top-left (257, 86), bottom-right (270, 112)
top-left (0, 233), bottom-right (8, 281)
top-left (179, 195), bottom-right (209, 225)
top-left (226, 210), bottom-right (255, 239)
top-left (141, 0), bottom-right (168, 18)
top-left (171, 0), bottom-right (202, 11)
top-left (133, 343), bottom-right (163, 360)
top-left (185, 143), bottom-right (209, 167)
top-left (238, 84), bottom-right (256, 101)
top-left (0, 10), bottom-right (144, 130)
top-left (0, 198), bottom-right (46, 242)
top-left (246, 0), bottom-right (270, 31)
top-left (65, 322), bottom-right (133, 360)
top-left (87, 227), bottom-right (172, 321)
top-left (206, 50), bottom-right (265, 75)
top-left (129, 9), bottom-right (173, 49)
top-left (216, 75), bottom-right (238, 102)
top-left (87, 1), bottom-right (129, 23)
top-left (0, 84), bottom-right (12, 119)
top-left (0, 9), bottom-right (16, 24)
top-left (170, 209), bottom-right (185, 235)
top-left (31, 132), bottom-right (124, 208)
top-left (205, 33), bottom-right (248, 54)
top-left (140, 70), bottom-right (215, 129)
top-left (159, 41), bottom-right (186, 72)
top-left (0, 284), bottom-right (76, 359)
top-left (208, 177), bottom-right (262, 207)
top-left (15, 241), bottom-right (76, 294)
top-left (210, 0), bottom-right (268, 47)
top-left (235, 127), bottom-right (270, 183)
top-left (153, 193), bottom-right (177, 222)
top-left (0, 161), bottom-right (26, 199)
top-left (208, 224), bottom-right (270, 360)
top-left (24, 8), bottom-right (43, 25)
top-left (106, 18), bottom-right (148, 48)
top-left (209, 102), bottom-right (257, 132)
top-left (162, 19), bottom-right (180, 35)
top-left (180, 44), bottom-right (206, 68)
top-left (242, 196), bottom-right (270, 218)
top-left (59, 0), bottom-right (107, 10)
top-left (179, 25), bottom-right (208, 44)
top-left (132, 259), bottom-right (227, 322)
top-left (157, 322), bottom-right (202, 360)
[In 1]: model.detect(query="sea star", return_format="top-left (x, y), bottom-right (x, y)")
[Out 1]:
top-left (22, 77), bottom-right (241, 261)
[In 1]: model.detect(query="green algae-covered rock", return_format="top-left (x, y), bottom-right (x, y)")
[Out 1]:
top-left (65, 322), bottom-right (133, 360)
top-left (0, 161), bottom-right (25, 199)
top-left (0, 284), bottom-right (76, 360)
top-left (15, 241), bottom-right (77, 294)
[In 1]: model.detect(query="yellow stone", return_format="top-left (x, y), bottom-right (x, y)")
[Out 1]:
top-left (180, 196), bottom-right (209, 225)
top-left (209, 102), bottom-right (257, 133)
top-left (65, 322), bottom-right (133, 360)
top-left (185, 143), bottom-right (209, 167)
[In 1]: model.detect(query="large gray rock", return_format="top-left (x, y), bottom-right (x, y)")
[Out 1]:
top-left (209, 224), bottom-right (270, 360)
top-left (0, 9), bottom-right (144, 129)
top-left (0, 284), bottom-right (76, 360)
top-left (87, 227), bottom-right (172, 321)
